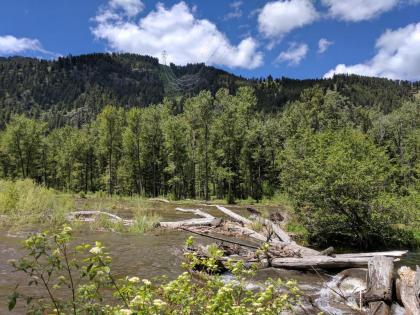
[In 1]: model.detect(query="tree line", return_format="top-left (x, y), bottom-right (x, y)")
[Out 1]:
top-left (0, 86), bottom-right (418, 248)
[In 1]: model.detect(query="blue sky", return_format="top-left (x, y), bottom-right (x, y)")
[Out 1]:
top-left (0, 0), bottom-right (420, 80)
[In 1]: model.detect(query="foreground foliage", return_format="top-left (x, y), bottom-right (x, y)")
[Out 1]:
top-left (9, 226), bottom-right (301, 314)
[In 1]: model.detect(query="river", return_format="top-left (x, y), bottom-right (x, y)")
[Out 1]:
top-left (0, 204), bottom-right (418, 314)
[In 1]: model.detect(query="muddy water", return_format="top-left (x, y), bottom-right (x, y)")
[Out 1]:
top-left (0, 229), bottom-right (329, 314)
top-left (0, 203), bottom-right (418, 314)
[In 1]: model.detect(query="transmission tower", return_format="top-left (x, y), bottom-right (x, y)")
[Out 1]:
top-left (161, 50), bottom-right (167, 66)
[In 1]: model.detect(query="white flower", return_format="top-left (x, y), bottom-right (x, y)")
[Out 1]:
top-left (130, 295), bottom-right (142, 305)
top-left (128, 276), bottom-right (140, 283)
top-left (119, 309), bottom-right (132, 315)
top-left (153, 299), bottom-right (166, 308)
top-left (142, 279), bottom-right (151, 285)
top-left (89, 246), bottom-right (102, 255)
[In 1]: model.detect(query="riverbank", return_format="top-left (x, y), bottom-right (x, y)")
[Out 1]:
top-left (1, 179), bottom-right (419, 248)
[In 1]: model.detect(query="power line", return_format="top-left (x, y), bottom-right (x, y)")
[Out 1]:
top-left (159, 46), bottom-right (219, 95)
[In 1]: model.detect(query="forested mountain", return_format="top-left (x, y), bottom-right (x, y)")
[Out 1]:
top-left (0, 53), bottom-right (418, 128)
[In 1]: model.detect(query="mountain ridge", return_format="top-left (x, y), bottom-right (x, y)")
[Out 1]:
top-left (0, 52), bottom-right (418, 128)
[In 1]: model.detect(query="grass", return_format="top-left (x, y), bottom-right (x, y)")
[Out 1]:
top-left (128, 213), bottom-right (161, 233)
top-left (0, 179), bottom-right (165, 234)
top-left (86, 211), bottom-right (161, 234)
top-left (0, 179), bottom-right (74, 230)
top-left (75, 191), bottom-right (150, 213)
top-left (249, 220), bottom-right (264, 232)
top-left (0, 179), bottom-right (299, 237)
top-left (285, 222), bottom-right (309, 246)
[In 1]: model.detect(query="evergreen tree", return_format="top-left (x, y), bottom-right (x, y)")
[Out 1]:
top-left (97, 106), bottom-right (124, 195)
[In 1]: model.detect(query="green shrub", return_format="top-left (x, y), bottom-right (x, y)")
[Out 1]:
top-left (280, 129), bottom-right (416, 249)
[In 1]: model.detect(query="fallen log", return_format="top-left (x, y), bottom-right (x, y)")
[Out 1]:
top-left (174, 207), bottom-right (216, 219)
top-left (335, 251), bottom-right (408, 259)
top-left (271, 256), bottom-right (382, 270)
top-left (224, 221), bottom-right (269, 243)
top-left (222, 222), bottom-right (319, 257)
top-left (215, 205), bottom-right (252, 225)
top-left (364, 256), bottom-right (393, 315)
top-left (397, 266), bottom-right (420, 315)
top-left (215, 205), bottom-right (320, 257)
top-left (66, 211), bottom-right (133, 225)
top-left (159, 218), bottom-right (221, 229)
top-left (159, 208), bottom-right (220, 229)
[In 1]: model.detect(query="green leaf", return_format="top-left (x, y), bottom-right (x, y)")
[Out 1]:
top-left (8, 292), bottom-right (19, 311)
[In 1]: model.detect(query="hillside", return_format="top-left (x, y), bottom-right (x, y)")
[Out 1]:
top-left (0, 53), bottom-right (418, 128)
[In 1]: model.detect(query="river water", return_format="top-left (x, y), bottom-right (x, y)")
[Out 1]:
top-left (0, 204), bottom-right (418, 314)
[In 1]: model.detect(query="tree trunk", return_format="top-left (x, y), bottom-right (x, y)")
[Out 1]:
top-left (365, 256), bottom-right (394, 303)
top-left (108, 146), bottom-right (113, 195)
top-left (204, 124), bottom-right (209, 201)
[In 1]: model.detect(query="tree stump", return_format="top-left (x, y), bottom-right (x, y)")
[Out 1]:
top-left (364, 256), bottom-right (393, 315)
top-left (365, 256), bottom-right (394, 303)
top-left (397, 266), bottom-right (420, 315)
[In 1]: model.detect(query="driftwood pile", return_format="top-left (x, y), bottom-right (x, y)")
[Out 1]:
top-left (67, 205), bottom-right (419, 314)
top-left (158, 206), bottom-right (408, 270)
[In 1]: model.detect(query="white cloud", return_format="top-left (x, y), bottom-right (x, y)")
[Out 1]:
top-left (92, 1), bottom-right (263, 69)
top-left (275, 42), bottom-right (308, 66)
top-left (321, 0), bottom-right (398, 22)
top-left (109, 0), bottom-right (144, 17)
top-left (0, 35), bottom-right (46, 55)
top-left (324, 22), bottom-right (420, 80)
top-left (224, 1), bottom-right (243, 20)
top-left (318, 38), bottom-right (333, 54)
top-left (258, 0), bottom-right (318, 39)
